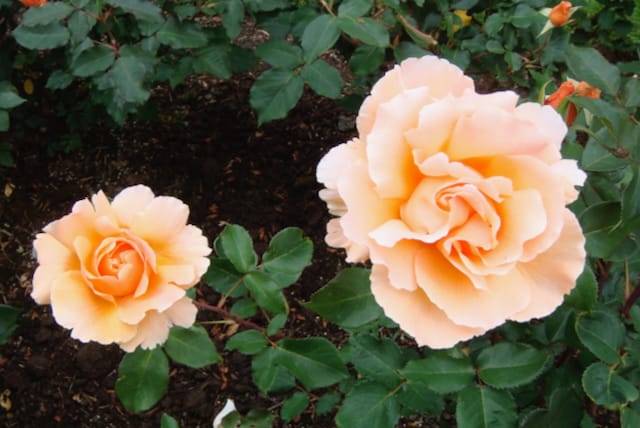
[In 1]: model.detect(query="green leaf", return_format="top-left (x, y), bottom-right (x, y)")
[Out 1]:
top-left (564, 46), bottom-right (621, 96)
top-left (400, 352), bottom-right (475, 394)
top-left (230, 298), bottom-right (257, 318)
top-left (349, 335), bottom-right (404, 388)
top-left (21, 2), bottom-right (74, 26)
top-left (222, 0), bottom-right (244, 39)
top-left (564, 265), bottom-right (598, 310)
top-left (255, 40), bottom-right (304, 69)
top-left (338, 0), bottom-right (373, 17)
top-left (520, 387), bottom-right (583, 428)
top-left (301, 14), bottom-right (341, 62)
top-left (300, 60), bottom-right (343, 99)
top-left (71, 45), bottom-right (116, 77)
top-left (252, 347), bottom-right (296, 393)
top-left (397, 381), bottom-right (444, 416)
top-left (68, 10), bottom-right (97, 44)
top-left (193, 45), bottom-right (232, 79)
top-left (243, 271), bottom-right (287, 314)
top-left (393, 41), bottom-right (428, 62)
top-left (95, 56), bottom-right (150, 105)
top-left (0, 82), bottom-right (26, 109)
top-left (261, 227), bottom-right (312, 287)
top-left (622, 407), bottom-right (640, 428)
top-left (456, 385), bottom-right (516, 428)
top-left (13, 22), bottom-right (70, 50)
top-left (267, 313), bottom-right (287, 336)
top-left (46, 70), bottom-right (74, 90)
top-left (476, 342), bottom-right (550, 389)
top-left (204, 258), bottom-right (245, 296)
top-left (576, 310), bottom-right (624, 365)
top-left (115, 348), bottom-right (169, 413)
top-left (249, 69), bottom-right (304, 125)
top-left (240, 410), bottom-right (273, 428)
top-left (107, 0), bottom-right (164, 23)
top-left (335, 381), bottom-right (401, 428)
top-left (0, 304), bottom-right (20, 344)
top-left (280, 392), bottom-right (309, 423)
top-left (225, 329), bottom-right (267, 355)
top-left (582, 362), bottom-right (639, 409)
top-left (219, 224), bottom-right (257, 273)
top-left (338, 16), bottom-right (389, 48)
top-left (316, 391), bottom-right (341, 415)
top-left (622, 166), bottom-right (640, 223)
top-left (622, 78), bottom-right (640, 108)
top-left (276, 337), bottom-right (349, 390)
top-left (163, 325), bottom-right (221, 368)
top-left (304, 268), bottom-right (383, 329)
top-left (0, 111), bottom-right (9, 132)
top-left (349, 45), bottom-right (385, 76)
top-left (160, 413), bottom-right (180, 428)
top-left (156, 17), bottom-right (207, 49)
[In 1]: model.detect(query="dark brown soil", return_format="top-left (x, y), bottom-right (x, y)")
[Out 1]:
top-left (0, 73), bottom-right (358, 427)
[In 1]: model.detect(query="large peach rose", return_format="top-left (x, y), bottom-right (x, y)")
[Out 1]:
top-left (317, 56), bottom-right (586, 349)
top-left (31, 185), bottom-right (211, 351)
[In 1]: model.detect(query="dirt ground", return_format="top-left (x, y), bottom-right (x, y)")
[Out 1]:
top-left (0, 72), bottom-right (363, 427)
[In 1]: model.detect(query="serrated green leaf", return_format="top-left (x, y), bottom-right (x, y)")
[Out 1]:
top-left (249, 69), bottom-right (304, 125)
top-left (13, 22), bottom-right (70, 50)
top-left (338, 16), bottom-right (389, 47)
top-left (0, 82), bottom-right (26, 109)
top-left (304, 268), bottom-right (382, 329)
top-left (476, 342), bottom-right (550, 389)
top-left (316, 391), bottom-right (341, 415)
top-left (349, 45), bottom-right (385, 76)
top-left (252, 347), bottom-right (296, 393)
top-left (281, 392), bottom-right (309, 422)
top-left (301, 14), bottom-right (341, 62)
top-left (160, 413), bottom-right (180, 428)
top-left (243, 271), bottom-right (287, 314)
top-left (456, 385), bottom-right (516, 428)
top-left (397, 381), bottom-right (444, 416)
top-left (0, 304), bottom-right (20, 344)
top-left (565, 46), bottom-right (620, 96)
top-left (107, 0), bottom-right (164, 23)
top-left (203, 258), bottom-right (245, 297)
top-left (576, 310), bottom-right (624, 364)
top-left (336, 381), bottom-right (401, 428)
top-left (565, 266), bottom-right (597, 310)
top-left (276, 337), bottom-right (349, 390)
top-left (338, 0), bottom-right (373, 17)
top-left (219, 224), bottom-right (257, 273)
top-left (260, 227), bottom-right (312, 287)
top-left (255, 40), bottom-right (303, 69)
top-left (115, 348), bottom-right (169, 413)
top-left (163, 325), bottom-right (221, 368)
top-left (71, 45), bottom-right (115, 77)
top-left (193, 45), bottom-right (231, 79)
top-left (21, 2), bottom-right (74, 26)
top-left (225, 329), bottom-right (267, 355)
top-left (582, 362), bottom-right (639, 409)
top-left (400, 353), bottom-right (475, 394)
top-left (95, 56), bottom-right (150, 106)
top-left (230, 298), bottom-right (257, 318)
top-left (349, 335), bottom-right (404, 388)
top-left (300, 60), bottom-right (343, 99)
top-left (68, 10), bottom-right (97, 44)
top-left (267, 313), bottom-right (287, 336)
top-left (156, 17), bottom-right (207, 49)
top-left (222, 0), bottom-right (244, 39)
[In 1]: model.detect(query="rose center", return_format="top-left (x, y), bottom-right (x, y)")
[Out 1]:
top-left (92, 238), bottom-right (145, 297)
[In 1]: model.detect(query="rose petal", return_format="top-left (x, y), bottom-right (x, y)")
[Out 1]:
top-left (130, 196), bottom-right (189, 245)
top-left (510, 210), bottom-right (586, 321)
top-left (156, 224), bottom-right (212, 283)
top-left (110, 185), bottom-right (156, 228)
top-left (32, 233), bottom-right (78, 304)
top-left (118, 310), bottom-right (170, 352)
top-left (164, 297), bottom-right (197, 327)
top-left (326, 218), bottom-right (369, 263)
top-left (369, 239), bottom-right (422, 291)
top-left (116, 278), bottom-right (185, 324)
top-left (50, 271), bottom-right (137, 345)
top-left (371, 265), bottom-right (484, 348)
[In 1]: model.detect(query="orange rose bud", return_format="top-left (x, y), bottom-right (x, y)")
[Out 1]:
top-left (19, 0), bottom-right (47, 6)
top-left (575, 81), bottom-right (601, 99)
top-left (544, 81), bottom-right (575, 109)
top-left (549, 1), bottom-right (572, 26)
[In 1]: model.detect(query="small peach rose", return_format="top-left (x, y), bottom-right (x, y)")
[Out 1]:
top-left (19, 0), bottom-right (47, 7)
top-left (545, 80), bottom-right (601, 126)
top-left (317, 56), bottom-right (586, 349)
top-left (549, 1), bottom-right (572, 26)
top-left (31, 185), bottom-right (211, 352)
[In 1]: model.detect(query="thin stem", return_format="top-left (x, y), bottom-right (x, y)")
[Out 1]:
top-left (621, 278), bottom-right (640, 318)
top-left (195, 300), bottom-right (267, 334)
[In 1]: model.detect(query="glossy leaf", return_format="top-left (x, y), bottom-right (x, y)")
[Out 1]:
top-left (13, 22), bottom-right (70, 50)
top-left (576, 310), bottom-right (624, 365)
top-left (300, 60), bottom-right (343, 99)
top-left (349, 45), bottom-right (385, 76)
top-left (304, 268), bottom-right (383, 329)
top-left (280, 392), bottom-right (309, 422)
top-left (193, 45), bottom-right (232, 79)
top-left (163, 325), bottom-right (221, 368)
top-left (564, 266), bottom-right (598, 310)
top-left (21, 2), bottom-right (74, 26)
top-left (219, 224), bottom-right (258, 273)
top-left (267, 313), bottom-right (287, 336)
top-left (250, 69), bottom-right (304, 125)
top-left (456, 385), bottom-right (516, 428)
top-left (338, 0), bottom-right (373, 17)
top-left (338, 16), bottom-right (389, 47)
top-left (400, 353), bottom-right (475, 394)
top-left (156, 17), bottom-right (207, 49)
top-left (276, 337), bottom-right (349, 390)
top-left (203, 258), bottom-right (245, 297)
top-left (225, 329), bottom-right (267, 355)
top-left (160, 414), bottom-right (180, 428)
top-left (261, 227), bottom-right (313, 287)
top-left (115, 348), bottom-right (169, 413)
top-left (335, 381), bottom-right (401, 428)
top-left (71, 46), bottom-right (116, 77)
top-left (255, 40), bottom-right (304, 69)
top-left (396, 381), bottom-right (445, 416)
top-left (252, 347), bottom-right (295, 393)
top-left (564, 46), bottom-right (621, 95)
top-left (107, 0), bottom-right (164, 23)
top-left (243, 270), bottom-right (287, 314)
top-left (222, 0), bottom-right (244, 39)
top-left (476, 342), bottom-right (550, 389)
top-left (582, 362), bottom-right (639, 409)
top-left (0, 82), bottom-right (26, 109)
top-left (316, 391), bottom-right (341, 415)
top-left (349, 335), bottom-right (404, 388)
top-left (301, 14), bottom-right (341, 62)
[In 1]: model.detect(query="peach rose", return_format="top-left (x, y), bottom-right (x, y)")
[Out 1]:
top-left (31, 185), bottom-right (211, 351)
top-left (317, 56), bottom-right (586, 349)
top-left (549, 1), bottom-right (572, 26)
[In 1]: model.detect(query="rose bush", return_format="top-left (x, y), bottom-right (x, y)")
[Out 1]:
top-left (31, 185), bottom-right (211, 351)
top-left (317, 55), bottom-right (587, 349)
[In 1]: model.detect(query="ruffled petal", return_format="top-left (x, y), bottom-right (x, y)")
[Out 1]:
top-left (110, 185), bottom-right (156, 228)
top-left (32, 233), bottom-right (79, 304)
top-left (116, 279), bottom-right (185, 324)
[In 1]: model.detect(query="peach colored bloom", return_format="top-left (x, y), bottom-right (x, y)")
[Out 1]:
top-left (19, 0), bottom-right (47, 7)
top-left (549, 1), bottom-right (571, 26)
top-left (317, 56), bottom-right (586, 349)
top-left (545, 80), bottom-right (601, 126)
top-left (31, 185), bottom-right (211, 351)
